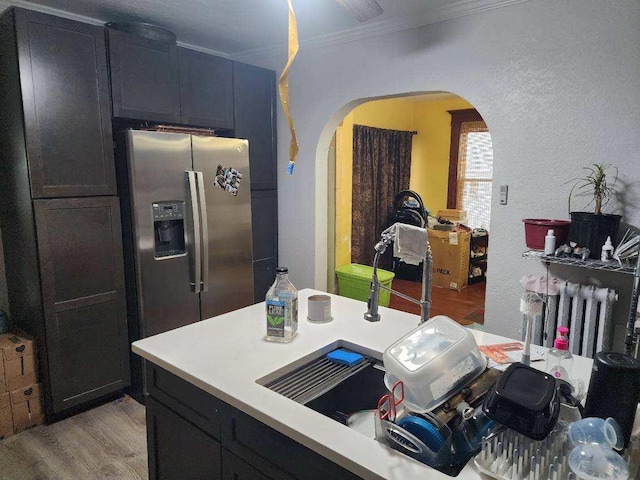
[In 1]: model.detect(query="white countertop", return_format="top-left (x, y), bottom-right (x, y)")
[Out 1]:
top-left (132, 289), bottom-right (595, 480)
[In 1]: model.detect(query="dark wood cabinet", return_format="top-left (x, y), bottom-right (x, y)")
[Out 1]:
top-left (234, 62), bottom-right (278, 190)
top-left (222, 449), bottom-right (274, 480)
top-left (251, 189), bottom-right (278, 302)
top-left (251, 190), bottom-right (278, 262)
top-left (235, 62), bottom-right (279, 298)
top-left (0, 7), bottom-right (130, 418)
top-left (33, 197), bottom-right (130, 412)
top-left (147, 398), bottom-right (222, 480)
top-left (107, 28), bottom-right (181, 123)
top-left (145, 364), bottom-right (360, 480)
top-left (178, 48), bottom-right (234, 129)
top-left (14, 8), bottom-right (115, 198)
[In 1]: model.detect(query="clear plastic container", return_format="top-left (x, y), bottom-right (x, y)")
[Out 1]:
top-left (382, 315), bottom-right (486, 412)
top-left (265, 267), bottom-right (298, 343)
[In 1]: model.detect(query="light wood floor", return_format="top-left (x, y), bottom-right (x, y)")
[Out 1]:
top-left (389, 278), bottom-right (486, 325)
top-left (0, 396), bottom-right (147, 480)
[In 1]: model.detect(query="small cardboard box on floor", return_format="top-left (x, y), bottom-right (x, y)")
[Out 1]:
top-left (0, 332), bottom-right (43, 437)
top-left (0, 333), bottom-right (37, 391)
top-left (428, 229), bottom-right (471, 291)
top-left (0, 391), bottom-right (12, 439)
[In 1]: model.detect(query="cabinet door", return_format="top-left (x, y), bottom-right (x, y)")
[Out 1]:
top-left (221, 449), bottom-right (273, 480)
top-left (15, 9), bottom-right (115, 198)
top-left (253, 259), bottom-right (276, 304)
top-left (108, 29), bottom-right (180, 123)
top-left (251, 190), bottom-right (278, 262)
top-left (233, 62), bottom-right (277, 190)
top-left (178, 48), bottom-right (234, 129)
top-left (147, 398), bottom-right (222, 480)
top-left (251, 189), bottom-right (278, 303)
top-left (34, 197), bottom-right (130, 413)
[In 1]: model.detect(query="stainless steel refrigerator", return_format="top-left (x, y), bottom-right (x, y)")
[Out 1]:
top-left (119, 130), bottom-right (254, 345)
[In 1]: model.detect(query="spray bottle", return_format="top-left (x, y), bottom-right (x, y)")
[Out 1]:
top-left (545, 326), bottom-right (574, 384)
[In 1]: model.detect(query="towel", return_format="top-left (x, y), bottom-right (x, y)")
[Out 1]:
top-left (393, 223), bottom-right (428, 265)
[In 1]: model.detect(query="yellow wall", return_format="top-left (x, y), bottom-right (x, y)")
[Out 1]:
top-left (334, 95), bottom-right (473, 269)
top-left (411, 97), bottom-right (473, 212)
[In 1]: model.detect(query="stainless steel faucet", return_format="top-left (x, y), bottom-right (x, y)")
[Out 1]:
top-left (364, 223), bottom-right (432, 324)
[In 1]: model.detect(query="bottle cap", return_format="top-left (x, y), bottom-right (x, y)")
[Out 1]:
top-left (604, 236), bottom-right (613, 247)
top-left (555, 326), bottom-right (569, 350)
top-left (276, 267), bottom-right (288, 274)
top-left (547, 229), bottom-right (554, 236)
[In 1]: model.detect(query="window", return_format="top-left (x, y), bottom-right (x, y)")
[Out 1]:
top-left (447, 110), bottom-right (493, 230)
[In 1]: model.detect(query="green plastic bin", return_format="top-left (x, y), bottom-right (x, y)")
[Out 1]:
top-left (335, 264), bottom-right (395, 307)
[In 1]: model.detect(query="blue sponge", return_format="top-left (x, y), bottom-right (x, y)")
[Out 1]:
top-left (327, 349), bottom-right (365, 367)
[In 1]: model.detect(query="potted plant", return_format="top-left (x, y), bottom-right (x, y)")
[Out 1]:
top-left (566, 163), bottom-right (621, 259)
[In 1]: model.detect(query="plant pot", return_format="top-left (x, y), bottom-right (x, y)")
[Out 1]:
top-left (568, 212), bottom-right (621, 259)
top-left (522, 219), bottom-right (571, 250)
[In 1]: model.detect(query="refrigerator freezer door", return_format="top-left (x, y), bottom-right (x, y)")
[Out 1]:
top-left (126, 130), bottom-right (201, 337)
top-left (191, 136), bottom-right (254, 319)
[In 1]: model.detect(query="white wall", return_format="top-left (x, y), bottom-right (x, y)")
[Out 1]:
top-left (243, 0), bottom-right (640, 344)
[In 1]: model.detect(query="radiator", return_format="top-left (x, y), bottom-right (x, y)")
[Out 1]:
top-left (522, 281), bottom-right (618, 358)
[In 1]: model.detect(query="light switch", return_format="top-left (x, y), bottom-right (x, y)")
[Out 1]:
top-left (499, 185), bottom-right (508, 205)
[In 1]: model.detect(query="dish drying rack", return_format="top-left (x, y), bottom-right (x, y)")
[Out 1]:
top-left (474, 422), bottom-right (577, 480)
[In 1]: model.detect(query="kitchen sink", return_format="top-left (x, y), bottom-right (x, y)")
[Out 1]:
top-left (258, 345), bottom-right (469, 476)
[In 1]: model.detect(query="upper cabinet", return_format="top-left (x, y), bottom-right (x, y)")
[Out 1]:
top-left (107, 31), bottom-right (234, 130)
top-left (178, 48), bottom-right (234, 129)
top-left (233, 62), bottom-right (277, 190)
top-left (14, 9), bottom-right (116, 198)
top-left (107, 28), bottom-right (181, 123)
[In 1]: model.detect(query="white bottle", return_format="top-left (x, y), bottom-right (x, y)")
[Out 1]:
top-left (544, 229), bottom-right (556, 255)
top-left (601, 236), bottom-right (614, 261)
top-left (545, 326), bottom-right (574, 385)
top-left (265, 267), bottom-right (298, 343)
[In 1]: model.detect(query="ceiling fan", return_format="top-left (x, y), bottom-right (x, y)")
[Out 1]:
top-left (335, 0), bottom-right (384, 22)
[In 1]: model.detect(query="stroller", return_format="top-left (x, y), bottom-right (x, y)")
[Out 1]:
top-left (389, 190), bottom-right (428, 282)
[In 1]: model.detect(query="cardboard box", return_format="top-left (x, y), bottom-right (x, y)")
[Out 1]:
top-left (428, 229), bottom-right (470, 291)
top-left (0, 391), bottom-right (12, 439)
top-left (0, 333), bottom-right (37, 391)
top-left (437, 209), bottom-right (468, 223)
top-left (0, 355), bottom-right (5, 394)
top-left (10, 383), bottom-right (44, 434)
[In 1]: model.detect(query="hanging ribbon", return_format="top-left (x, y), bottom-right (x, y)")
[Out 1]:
top-left (278, 0), bottom-right (299, 175)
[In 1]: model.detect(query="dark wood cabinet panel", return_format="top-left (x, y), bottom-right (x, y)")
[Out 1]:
top-left (222, 449), bottom-right (275, 480)
top-left (33, 197), bottom-right (130, 413)
top-left (251, 190), bottom-right (278, 262)
top-left (14, 9), bottom-right (115, 198)
top-left (221, 401), bottom-right (360, 480)
top-left (146, 362), bottom-right (220, 439)
top-left (145, 365), bottom-right (360, 480)
top-left (233, 62), bottom-right (277, 190)
top-left (108, 28), bottom-right (180, 123)
top-left (253, 259), bottom-right (276, 304)
top-left (147, 397), bottom-right (222, 480)
top-left (178, 48), bottom-right (234, 129)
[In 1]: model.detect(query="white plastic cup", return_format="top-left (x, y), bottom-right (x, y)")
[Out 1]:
top-left (307, 295), bottom-right (332, 323)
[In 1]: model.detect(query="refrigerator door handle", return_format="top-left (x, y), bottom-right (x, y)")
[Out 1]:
top-left (196, 171), bottom-right (209, 291)
top-left (187, 171), bottom-right (202, 293)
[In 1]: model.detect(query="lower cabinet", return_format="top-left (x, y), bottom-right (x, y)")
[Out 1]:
top-left (146, 397), bottom-right (222, 480)
top-left (221, 450), bottom-right (272, 480)
top-left (145, 364), bottom-right (361, 480)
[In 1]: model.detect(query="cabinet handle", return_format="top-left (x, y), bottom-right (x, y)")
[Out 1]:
top-left (24, 387), bottom-right (33, 396)
top-left (16, 345), bottom-right (25, 353)
top-left (187, 171), bottom-right (202, 293)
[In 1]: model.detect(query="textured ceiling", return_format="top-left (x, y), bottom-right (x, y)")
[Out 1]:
top-left (11, 0), bottom-right (480, 55)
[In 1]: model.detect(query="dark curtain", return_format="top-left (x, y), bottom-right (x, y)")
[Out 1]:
top-left (351, 124), bottom-right (413, 267)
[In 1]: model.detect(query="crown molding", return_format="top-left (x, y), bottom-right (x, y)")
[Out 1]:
top-left (0, 0), bottom-right (529, 64)
top-left (233, 0), bottom-right (530, 63)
